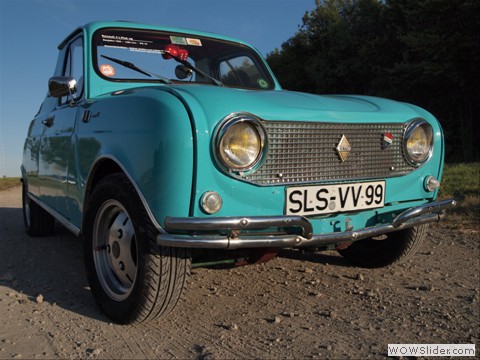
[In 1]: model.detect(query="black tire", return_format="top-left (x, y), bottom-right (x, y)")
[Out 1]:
top-left (338, 224), bottom-right (428, 268)
top-left (83, 173), bottom-right (191, 324)
top-left (22, 181), bottom-right (55, 237)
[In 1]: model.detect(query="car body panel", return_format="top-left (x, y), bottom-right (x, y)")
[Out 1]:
top-left (64, 87), bottom-right (195, 229)
top-left (22, 21), bottom-right (452, 247)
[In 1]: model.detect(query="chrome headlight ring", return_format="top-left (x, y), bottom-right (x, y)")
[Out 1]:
top-left (214, 113), bottom-right (268, 175)
top-left (403, 118), bottom-right (434, 166)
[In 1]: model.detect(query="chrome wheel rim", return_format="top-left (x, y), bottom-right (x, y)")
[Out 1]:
top-left (93, 200), bottom-right (138, 301)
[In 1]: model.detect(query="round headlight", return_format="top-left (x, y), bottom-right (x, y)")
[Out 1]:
top-left (216, 114), bottom-right (267, 172)
top-left (404, 119), bottom-right (433, 165)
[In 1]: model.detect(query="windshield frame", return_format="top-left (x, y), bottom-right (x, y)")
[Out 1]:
top-left (92, 27), bottom-right (276, 90)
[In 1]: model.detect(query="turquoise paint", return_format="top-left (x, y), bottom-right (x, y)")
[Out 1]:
top-left (22, 21), bottom-right (446, 239)
top-left (73, 87), bottom-right (195, 229)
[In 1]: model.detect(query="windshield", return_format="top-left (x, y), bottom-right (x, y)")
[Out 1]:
top-left (93, 28), bottom-right (275, 90)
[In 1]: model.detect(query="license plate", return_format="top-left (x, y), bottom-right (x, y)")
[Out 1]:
top-left (285, 181), bottom-right (385, 216)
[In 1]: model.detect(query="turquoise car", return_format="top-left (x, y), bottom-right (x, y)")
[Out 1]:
top-left (21, 21), bottom-right (461, 324)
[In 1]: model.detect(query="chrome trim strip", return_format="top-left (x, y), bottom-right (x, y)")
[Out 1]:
top-left (165, 215), bottom-right (313, 238)
top-left (403, 118), bottom-right (433, 166)
top-left (158, 196), bottom-right (463, 249)
top-left (392, 194), bottom-right (464, 228)
top-left (158, 212), bottom-right (444, 250)
top-left (213, 112), bottom-right (268, 175)
top-left (28, 194), bottom-right (81, 236)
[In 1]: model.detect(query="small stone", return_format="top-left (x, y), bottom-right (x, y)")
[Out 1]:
top-left (36, 294), bottom-right (44, 304)
top-left (86, 348), bottom-right (102, 357)
top-left (303, 267), bottom-right (314, 274)
top-left (274, 316), bottom-right (282, 323)
top-left (356, 274), bottom-right (364, 281)
top-left (317, 310), bottom-right (336, 319)
top-left (418, 285), bottom-right (434, 292)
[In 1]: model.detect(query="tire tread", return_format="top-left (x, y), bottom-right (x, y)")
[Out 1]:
top-left (338, 224), bottom-right (429, 268)
top-left (83, 173), bottom-right (190, 324)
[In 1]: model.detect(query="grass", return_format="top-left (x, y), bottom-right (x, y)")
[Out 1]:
top-left (439, 162), bottom-right (479, 228)
top-left (0, 177), bottom-right (21, 192)
top-left (440, 162), bottom-right (479, 198)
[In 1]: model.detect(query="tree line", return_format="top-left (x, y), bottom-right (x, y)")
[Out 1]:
top-left (266, 0), bottom-right (479, 162)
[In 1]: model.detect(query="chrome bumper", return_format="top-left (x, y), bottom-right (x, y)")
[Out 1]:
top-left (157, 196), bottom-right (463, 250)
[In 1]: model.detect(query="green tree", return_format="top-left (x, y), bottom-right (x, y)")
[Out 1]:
top-left (384, 0), bottom-right (479, 161)
top-left (267, 0), bottom-right (480, 161)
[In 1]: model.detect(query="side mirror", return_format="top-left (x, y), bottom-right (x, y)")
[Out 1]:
top-left (175, 65), bottom-right (193, 80)
top-left (48, 76), bottom-right (77, 98)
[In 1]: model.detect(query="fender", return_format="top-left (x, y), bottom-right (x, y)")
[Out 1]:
top-left (69, 87), bottom-right (195, 231)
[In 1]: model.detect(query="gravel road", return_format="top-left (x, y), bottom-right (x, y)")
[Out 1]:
top-left (0, 186), bottom-right (478, 359)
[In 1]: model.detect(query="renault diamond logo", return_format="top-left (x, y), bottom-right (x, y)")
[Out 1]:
top-left (336, 134), bottom-right (352, 162)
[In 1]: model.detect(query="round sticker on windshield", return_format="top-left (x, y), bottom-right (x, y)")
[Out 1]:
top-left (257, 79), bottom-right (269, 89)
top-left (100, 64), bottom-right (115, 77)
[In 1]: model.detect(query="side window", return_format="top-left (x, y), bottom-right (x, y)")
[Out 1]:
top-left (219, 55), bottom-right (264, 89)
top-left (61, 37), bottom-right (84, 104)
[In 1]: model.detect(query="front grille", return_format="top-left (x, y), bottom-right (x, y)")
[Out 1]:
top-left (243, 121), bottom-right (415, 185)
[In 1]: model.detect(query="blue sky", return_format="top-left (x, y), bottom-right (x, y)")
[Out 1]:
top-left (0, 0), bottom-right (316, 177)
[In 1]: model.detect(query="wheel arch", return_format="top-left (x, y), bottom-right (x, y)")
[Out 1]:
top-left (83, 155), bottom-right (164, 234)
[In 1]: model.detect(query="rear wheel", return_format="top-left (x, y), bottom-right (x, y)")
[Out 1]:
top-left (83, 173), bottom-right (191, 324)
top-left (338, 224), bottom-right (428, 268)
top-left (22, 181), bottom-right (55, 236)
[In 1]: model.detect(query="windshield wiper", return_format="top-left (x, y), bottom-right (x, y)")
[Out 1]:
top-left (162, 51), bottom-right (223, 87)
top-left (101, 55), bottom-right (172, 84)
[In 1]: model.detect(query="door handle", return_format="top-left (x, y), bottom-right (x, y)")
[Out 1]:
top-left (41, 117), bottom-right (54, 127)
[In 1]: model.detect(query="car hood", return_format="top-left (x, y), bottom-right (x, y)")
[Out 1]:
top-left (167, 85), bottom-right (421, 125)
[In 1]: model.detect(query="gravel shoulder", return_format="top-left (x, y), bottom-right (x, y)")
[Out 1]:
top-left (0, 186), bottom-right (478, 359)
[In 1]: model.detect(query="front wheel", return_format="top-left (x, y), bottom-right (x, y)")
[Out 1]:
top-left (338, 224), bottom-right (428, 268)
top-left (83, 173), bottom-right (191, 324)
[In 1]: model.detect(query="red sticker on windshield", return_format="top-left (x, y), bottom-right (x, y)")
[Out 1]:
top-left (100, 64), bottom-right (115, 77)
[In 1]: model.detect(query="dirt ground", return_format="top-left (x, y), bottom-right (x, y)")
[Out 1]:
top-left (0, 185), bottom-right (478, 359)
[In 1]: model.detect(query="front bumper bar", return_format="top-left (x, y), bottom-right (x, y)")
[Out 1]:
top-left (157, 196), bottom-right (463, 250)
